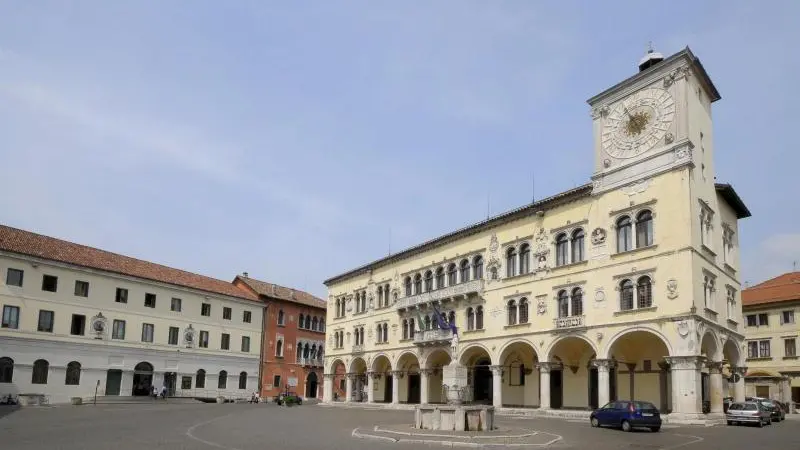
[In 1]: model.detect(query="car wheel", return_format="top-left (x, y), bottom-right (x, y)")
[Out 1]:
top-left (621, 420), bottom-right (632, 432)
top-left (650, 426), bottom-right (660, 432)
top-left (590, 417), bottom-right (599, 427)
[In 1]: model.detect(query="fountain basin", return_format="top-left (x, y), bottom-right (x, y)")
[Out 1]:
top-left (414, 405), bottom-right (495, 431)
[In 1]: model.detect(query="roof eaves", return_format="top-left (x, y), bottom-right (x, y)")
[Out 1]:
top-left (715, 183), bottom-right (751, 219)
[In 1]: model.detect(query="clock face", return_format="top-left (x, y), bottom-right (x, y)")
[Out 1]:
top-left (601, 88), bottom-right (675, 159)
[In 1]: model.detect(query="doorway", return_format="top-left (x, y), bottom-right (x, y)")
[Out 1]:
top-left (472, 359), bottom-right (492, 404)
top-left (306, 372), bottom-right (318, 398)
top-left (407, 373), bottom-right (421, 404)
top-left (132, 362), bottom-right (154, 396)
top-left (589, 366), bottom-right (599, 409)
top-left (756, 385), bottom-right (770, 398)
top-left (550, 369), bottom-right (563, 409)
top-left (105, 369), bottom-right (122, 396)
top-left (384, 374), bottom-right (393, 403)
top-left (164, 372), bottom-right (177, 396)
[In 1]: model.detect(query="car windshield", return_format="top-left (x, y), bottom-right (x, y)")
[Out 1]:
top-left (742, 403), bottom-right (758, 411)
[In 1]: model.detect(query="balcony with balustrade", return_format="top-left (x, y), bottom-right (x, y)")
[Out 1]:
top-left (395, 279), bottom-right (484, 312)
top-left (413, 328), bottom-right (454, 346)
top-left (297, 357), bottom-right (324, 368)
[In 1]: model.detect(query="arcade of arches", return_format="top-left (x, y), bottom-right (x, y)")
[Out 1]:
top-left (324, 329), bottom-right (746, 418)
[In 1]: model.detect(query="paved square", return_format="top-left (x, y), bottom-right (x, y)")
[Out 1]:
top-left (1, 404), bottom-right (798, 450)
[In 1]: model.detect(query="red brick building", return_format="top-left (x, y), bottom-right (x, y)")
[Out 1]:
top-left (233, 274), bottom-right (326, 400)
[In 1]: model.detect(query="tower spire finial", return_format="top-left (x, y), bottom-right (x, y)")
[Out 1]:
top-left (647, 41), bottom-right (654, 53)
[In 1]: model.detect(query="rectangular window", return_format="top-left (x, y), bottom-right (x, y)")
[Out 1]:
top-left (141, 323), bottom-right (154, 342)
top-left (112, 319), bottom-right (126, 339)
top-left (199, 330), bottom-right (209, 348)
top-left (171, 297), bottom-right (182, 312)
top-left (37, 310), bottom-right (54, 332)
top-left (241, 336), bottom-right (251, 352)
top-left (6, 268), bottom-right (23, 287)
top-left (201, 303), bottom-right (211, 316)
top-left (747, 341), bottom-right (759, 359)
top-left (168, 326), bottom-right (179, 345)
top-left (273, 375), bottom-right (281, 389)
top-left (223, 307), bottom-right (232, 320)
top-left (42, 274), bottom-right (58, 292)
top-left (746, 314), bottom-right (757, 327)
top-left (144, 293), bottom-right (156, 308)
top-left (759, 340), bottom-right (771, 358)
top-left (758, 313), bottom-right (769, 326)
top-left (243, 311), bottom-right (252, 323)
top-left (115, 287), bottom-right (128, 303)
top-left (181, 376), bottom-right (192, 389)
top-left (1, 305), bottom-right (20, 329)
top-left (785, 338), bottom-right (797, 358)
top-left (74, 280), bottom-right (89, 297)
top-left (782, 310), bottom-right (795, 325)
top-left (221, 333), bottom-right (230, 350)
top-left (71, 314), bottom-right (86, 335)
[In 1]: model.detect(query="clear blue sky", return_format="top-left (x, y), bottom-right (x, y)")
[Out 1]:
top-left (1, 1), bottom-right (797, 298)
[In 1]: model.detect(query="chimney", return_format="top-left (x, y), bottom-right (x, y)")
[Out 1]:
top-left (242, 272), bottom-right (249, 278)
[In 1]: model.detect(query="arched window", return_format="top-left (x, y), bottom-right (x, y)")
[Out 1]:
top-left (424, 315), bottom-right (431, 330)
top-left (414, 274), bottom-right (422, 294)
top-left (238, 372), bottom-right (247, 390)
top-left (473, 256), bottom-right (483, 280)
top-left (305, 315), bottom-right (312, 329)
top-left (196, 369), bottom-right (206, 388)
top-left (312, 316), bottom-right (319, 331)
top-left (408, 318), bottom-right (415, 338)
top-left (424, 270), bottom-right (433, 292)
top-left (467, 307), bottom-right (475, 331)
top-left (405, 276), bottom-right (412, 296)
top-left (376, 324), bottom-right (383, 342)
top-left (432, 313), bottom-right (439, 329)
top-left (320, 319), bottom-right (325, 333)
top-left (506, 247), bottom-right (517, 277)
top-left (218, 370), bottom-right (227, 389)
top-left (65, 361), bottom-right (81, 385)
top-left (616, 216), bottom-right (633, 253)
top-left (435, 267), bottom-right (445, 289)
top-left (519, 243), bottom-right (530, 274)
top-left (460, 259), bottom-right (470, 283)
top-left (448, 310), bottom-right (456, 326)
top-left (571, 287), bottom-right (583, 316)
top-left (402, 319), bottom-right (409, 340)
top-left (447, 263), bottom-right (457, 286)
top-left (299, 314), bottom-right (305, 329)
top-left (382, 323), bottom-right (388, 342)
top-left (557, 290), bottom-right (569, 318)
top-left (0, 357), bottom-right (13, 383)
top-left (360, 291), bottom-right (367, 312)
top-left (377, 286), bottom-right (383, 307)
top-left (32, 359), bottom-right (49, 384)
top-left (276, 339), bottom-right (283, 356)
top-left (475, 306), bottom-right (484, 330)
top-left (620, 279), bottom-right (634, 310)
top-left (636, 210), bottom-right (653, 248)
top-left (297, 343), bottom-right (303, 362)
top-left (277, 309), bottom-right (285, 325)
top-left (555, 233), bottom-right (569, 266)
top-left (637, 276), bottom-right (653, 308)
top-left (318, 347), bottom-right (324, 359)
top-left (571, 228), bottom-right (585, 263)
top-left (384, 283), bottom-right (390, 305)
top-left (304, 343), bottom-right (310, 358)
top-left (310, 344), bottom-right (317, 359)
top-left (519, 298), bottom-right (529, 323)
top-left (334, 299), bottom-right (340, 317)
top-left (507, 300), bottom-right (518, 326)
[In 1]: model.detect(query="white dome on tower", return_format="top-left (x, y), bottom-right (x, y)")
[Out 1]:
top-left (638, 43), bottom-right (664, 72)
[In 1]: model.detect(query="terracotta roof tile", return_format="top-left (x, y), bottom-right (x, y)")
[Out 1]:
top-left (0, 224), bottom-right (259, 302)
top-left (234, 276), bottom-right (326, 310)
top-left (742, 271), bottom-right (800, 307)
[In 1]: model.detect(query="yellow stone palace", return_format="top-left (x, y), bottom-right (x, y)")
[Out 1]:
top-left (321, 47), bottom-right (751, 423)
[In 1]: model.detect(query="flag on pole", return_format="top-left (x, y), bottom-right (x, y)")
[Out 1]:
top-left (431, 303), bottom-right (448, 330)
top-left (414, 309), bottom-right (426, 332)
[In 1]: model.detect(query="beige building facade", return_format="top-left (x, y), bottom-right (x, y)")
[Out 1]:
top-left (322, 48), bottom-right (751, 422)
top-left (741, 272), bottom-right (800, 406)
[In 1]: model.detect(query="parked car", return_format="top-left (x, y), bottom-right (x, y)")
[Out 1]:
top-left (275, 392), bottom-right (302, 406)
top-left (590, 400), bottom-right (661, 432)
top-left (751, 398), bottom-right (785, 422)
top-left (726, 401), bottom-right (771, 427)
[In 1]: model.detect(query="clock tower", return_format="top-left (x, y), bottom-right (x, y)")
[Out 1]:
top-left (588, 47), bottom-right (721, 195)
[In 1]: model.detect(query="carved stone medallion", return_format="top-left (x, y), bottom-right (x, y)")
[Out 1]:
top-left (591, 228), bottom-right (607, 245)
top-left (666, 279), bottom-right (678, 299)
top-left (536, 297), bottom-right (547, 315)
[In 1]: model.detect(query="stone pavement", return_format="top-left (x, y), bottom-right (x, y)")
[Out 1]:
top-left (353, 424), bottom-right (562, 447)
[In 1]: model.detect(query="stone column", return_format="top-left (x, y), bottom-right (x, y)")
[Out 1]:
top-left (323, 374), bottom-right (334, 403)
top-left (592, 359), bottom-right (613, 407)
top-left (780, 376), bottom-right (792, 405)
top-left (391, 370), bottom-right (402, 405)
top-left (345, 373), bottom-right (354, 403)
top-left (730, 366), bottom-right (747, 403)
top-left (538, 363), bottom-right (551, 409)
top-left (420, 369), bottom-right (432, 404)
top-left (665, 356), bottom-right (704, 421)
top-left (706, 361), bottom-right (724, 414)
top-left (366, 372), bottom-right (376, 403)
top-left (490, 365), bottom-right (504, 408)
top-left (626, 363), bottom-right (636, 400)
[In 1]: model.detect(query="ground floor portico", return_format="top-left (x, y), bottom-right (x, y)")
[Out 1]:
top-left (323, 318), bottom-right (747, 423)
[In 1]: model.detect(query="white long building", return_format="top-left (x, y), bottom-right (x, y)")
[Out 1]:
top-left (0, 224), bottom-right (264, 404)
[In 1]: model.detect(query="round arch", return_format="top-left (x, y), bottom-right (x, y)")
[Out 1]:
top-left (421, 348), bottom-right (452, 369)
top-left (395, 351), bottom-right (421, 373)
top-left (545, 334), bottom-right (598, 362)
top-left (700, 329), bottom-right (721, 361)
top-left (327, 358), bottom-right (346, 374)
top-left (722, 338), bottom-right (742, 366)
top-left (747, 369), bottom-right (781, 377)
top-left (458, 343), bottom-right (494, 366)
top-left (349, 357), bottom-right (368, 373)
top-left (601, 326), bottom-right (674, 359)
top-left (371, 353), bottom-right (392, 372)
top-left (498, 338), bottom-right (540, 364)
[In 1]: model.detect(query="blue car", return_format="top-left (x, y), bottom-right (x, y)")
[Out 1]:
top-left (590, 400), bottom-right (662, 432)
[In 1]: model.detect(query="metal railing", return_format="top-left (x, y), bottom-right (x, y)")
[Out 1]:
top-left (413, 328), bottom-right (453, 345)
top-left (396, 279), bottom-right (484, 310)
